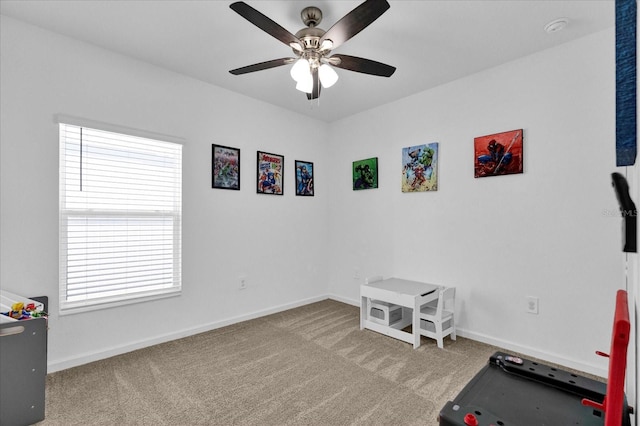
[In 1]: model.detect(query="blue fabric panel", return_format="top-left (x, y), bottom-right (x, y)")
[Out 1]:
top-left (616, 0), bottom-right (637, 166)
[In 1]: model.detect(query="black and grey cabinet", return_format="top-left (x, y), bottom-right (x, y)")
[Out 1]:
top-left (0, 293), bottom-right (47, 426)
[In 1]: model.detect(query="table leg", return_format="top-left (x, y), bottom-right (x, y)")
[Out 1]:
top-left (413, 297), bottom-right (421, 348)
top-left (360, 296), bottom-right (367, 330)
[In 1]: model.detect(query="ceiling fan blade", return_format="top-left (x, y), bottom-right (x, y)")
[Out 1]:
top-left (229, 58), bottom-right (294, 75)
top-left (330, 54), bottom-right (396, 77)
top-left (306, 68), bottom-right (321, 100)
top-left (319, 0), bottom-right (390, 50)
top-left (230, 2), bottom-right (302, 48)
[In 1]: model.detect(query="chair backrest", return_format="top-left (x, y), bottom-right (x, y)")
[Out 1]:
top-left (436, 287), bottom-right (455, 318)
top-left (365, 276), bottom-right (383, 285)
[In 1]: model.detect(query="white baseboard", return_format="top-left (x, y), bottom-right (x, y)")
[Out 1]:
top-left (326, 293), bottom-right (607, 378)
top-left (455, 328), bottom-right (607, 378)
top-left (47, 294), bottom-right (328, 373)
top-left (327, 293), bottom-right (359, 307)
top-left (48, 293), bottom-right (608, 379)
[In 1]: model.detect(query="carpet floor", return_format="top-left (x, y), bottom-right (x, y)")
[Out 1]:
top-left (38, 299), bottom-right (502, 425)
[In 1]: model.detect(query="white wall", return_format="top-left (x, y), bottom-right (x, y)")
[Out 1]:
top-left (0, 16), bottom-right (330, 372)
top-left (327, 29), bottom-right (625, 378)
top-left (0, 15), bottom-right (629, 382)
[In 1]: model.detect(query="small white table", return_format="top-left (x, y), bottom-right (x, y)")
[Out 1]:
top-left (360, 278), bottom-right (440, 348)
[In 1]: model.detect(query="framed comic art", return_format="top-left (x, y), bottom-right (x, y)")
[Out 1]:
top-left (295, 160), bottom-right (314, 196)
top-left (257, 151), bottom-right (284, 195)
top-left (212, 144), bottom-right (240, 190)
top-left (352, 157), bottom-right (378, 190)
top-left (474, 129), bottom-right (523, 178)
top-left (402, 143), bottom-right (438, 192)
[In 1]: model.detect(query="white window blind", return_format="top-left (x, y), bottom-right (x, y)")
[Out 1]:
top-left (59, 123), bottom-right (182, 313)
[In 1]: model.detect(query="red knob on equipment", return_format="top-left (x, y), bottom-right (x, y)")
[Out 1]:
top-left (464, 413), bottom-right (479, 426)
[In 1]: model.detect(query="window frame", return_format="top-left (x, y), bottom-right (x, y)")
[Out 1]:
top-left (58, 117), bottom-right (183, 315)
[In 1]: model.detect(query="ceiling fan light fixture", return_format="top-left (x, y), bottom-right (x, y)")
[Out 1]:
top-left (289, 41), bottom-right (304, 52)
top-left (319, 39), bottom-right (333, 52)
top-left (290, 58), bottom-right (311, 82)
top-left (295, 74), bottom-right (314, 93)
top-left (318, 64), bottom-right (338, 88)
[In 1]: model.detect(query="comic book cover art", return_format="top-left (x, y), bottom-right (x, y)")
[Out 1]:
top-left (402, 143), bottom-right (438, 192)
top-left (295, 160), bottom-right (314, 196)
top-left (352, 157), bottom-right (378, 190)
top-left (257, 151), bottom-right (284, 195)
top-left (474, 129), bottom-right (523, 178)
top-left (212, 144), bottom-right (240, 190)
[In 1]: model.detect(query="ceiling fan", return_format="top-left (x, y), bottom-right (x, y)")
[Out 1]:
top-left (228, 0), bottom-right (396, 100)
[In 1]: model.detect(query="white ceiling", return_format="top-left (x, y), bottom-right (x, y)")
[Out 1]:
top-left (0, 0), bottom-right (614, 123)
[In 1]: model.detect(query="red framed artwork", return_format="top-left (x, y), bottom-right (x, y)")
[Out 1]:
top-left (474, 129), bottom-right (523, 178)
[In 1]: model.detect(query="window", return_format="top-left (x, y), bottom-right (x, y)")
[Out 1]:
top-left (59, 122), bottom-right (182, 313)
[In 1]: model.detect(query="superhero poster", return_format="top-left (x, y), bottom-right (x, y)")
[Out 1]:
top-left (257, 151), bottom-right (284, 195)
top-left (212, 144), bottom-right (240, 190)
top-left (402, 143), bottom-right (438, 192)
top-left (352, 157), bottom-right (378, 190)
top-left (474, 129), bottom-right (523, 178)
top-left (295, 160), bottom-right (314, 196)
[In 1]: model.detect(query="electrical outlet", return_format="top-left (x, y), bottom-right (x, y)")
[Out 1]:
top-left (239, 276), bottom-right (247, 290)
top-left (526, 296), bottom-right (539, 314)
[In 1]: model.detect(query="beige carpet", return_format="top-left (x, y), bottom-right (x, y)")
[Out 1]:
top-left (39, 300), bottom-right (503, 425)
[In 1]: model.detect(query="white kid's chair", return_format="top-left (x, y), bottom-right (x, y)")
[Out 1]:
top-left (419, 287), bottom-right (456, 349)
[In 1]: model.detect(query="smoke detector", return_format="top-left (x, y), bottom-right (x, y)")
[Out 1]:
top-left (544, 18), bottom-right (569, 33)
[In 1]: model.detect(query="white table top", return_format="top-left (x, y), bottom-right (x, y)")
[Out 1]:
top-left (363, 278), bottom-right (439, 297)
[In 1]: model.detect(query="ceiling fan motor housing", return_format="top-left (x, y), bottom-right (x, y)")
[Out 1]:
top-left (295, 27), bottom-right (325, 50)
top-left (294, 6), bottom-right (331, 60)
top-left (301, 6), bottom-right (322, 27)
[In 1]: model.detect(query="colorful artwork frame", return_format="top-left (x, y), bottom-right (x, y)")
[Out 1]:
top-left (474, 129), bottom-right (523, 178)
top-left (212, 144), bottom-right (240, 190)
top-left (402, 143), bottom-right (438, 192)
top-left (352, 157), bottom-right (378, 190)
top-left (257, 151), bottom-right (284, 195)
top-left (295, 160), bottom-right (314, 196)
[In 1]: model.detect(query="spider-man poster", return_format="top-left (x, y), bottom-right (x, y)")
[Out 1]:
top-left (474, 129), bottom-right (523, 178)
